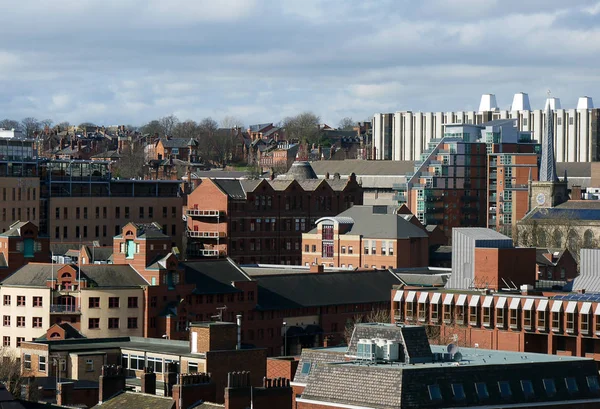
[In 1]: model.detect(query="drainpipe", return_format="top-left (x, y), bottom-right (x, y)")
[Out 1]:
top-left (237, 314), bottom-right (242, 350)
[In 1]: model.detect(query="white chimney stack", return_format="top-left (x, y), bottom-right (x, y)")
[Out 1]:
top-left (478, 94), bottom-right (498, 112)
top-left (577, 96), bottom-right (594, 110)
top-left (544, 97), bottom-right (562, 110)
top-left (511, 92), bottom-right (531, 111)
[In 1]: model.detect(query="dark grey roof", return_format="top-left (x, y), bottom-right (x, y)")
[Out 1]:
top-left (211, 179), bottom-right (246, 200)
top-left (91, 391), bottom-right (175, 409)
top-left (311, 205), bottom-right (428, 239)
top-left (0, 383), bottom-right (25, 409)
top-left (256, 270), bottom-right (402, 310)
top-left (183, 258), bottom-right (251, 294)
top-left (2, 264), bottom-right (148, 287)
top-left (90, 247), bottom-right (113, 262)
top-left (37, 322), bottom-right (85, 341)
top-left (395, 272), bottom-right (448, 287)
top-left (556, 200), bottom-right (600, 209)
top-left (310, 160), bottom-right (415, 176)
top-left (191, 171), bottom-right (249, 179)
top-left (159, 138), bottom-right (197, 148)
top-left (557, 162), bottom-right (591, 178)
top-left (248, 123), bottom-right (272, 132)
top-left (132, 222), bottom-right (170, 239)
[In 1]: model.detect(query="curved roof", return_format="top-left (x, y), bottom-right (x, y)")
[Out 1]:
top-left (315, 216), bottom-right (355, 225)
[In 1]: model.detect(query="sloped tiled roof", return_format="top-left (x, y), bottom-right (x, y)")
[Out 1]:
top-left (256, 270), bottom-right (402, 310)
top-left (293, 347), bottom-right (347, 384)
top-left (2, 264), bottom-right (148, 287)
top-left (182, 258), bottom-right (251, 294)
top-left (159, 138), bottom-right (197, 148)
top-left (212, 179), bottom-right (246, 199)
top-left (0, 221), bottom-right (29, 237)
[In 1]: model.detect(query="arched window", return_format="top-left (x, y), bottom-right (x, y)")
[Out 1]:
top-left (568, 230), bottom-right (580, 253)
top-left (554, 230), bottom-right (563, 248)
top-left (584, 230), bottom-right (595, 248)
top-left (61, 272), bottom-right (71, 279)
top-left (538, 230), bottom-right (547, 247)
top-left (50, 332), bottom-right (61, 339)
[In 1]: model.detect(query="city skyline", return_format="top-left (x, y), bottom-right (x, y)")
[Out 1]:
top-left (0, 1), bottom-right (600, 126)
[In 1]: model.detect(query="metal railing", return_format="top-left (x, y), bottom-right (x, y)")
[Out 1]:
top-left (186, 209), bottom-right (222, 217)
top-left (50, 305), bottom-right (81, 313)
top-left (186, 230), bottom-right (226, 238)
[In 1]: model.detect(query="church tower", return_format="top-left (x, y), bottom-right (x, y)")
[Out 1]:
top-left (528, 97), bottom-right (568, 210)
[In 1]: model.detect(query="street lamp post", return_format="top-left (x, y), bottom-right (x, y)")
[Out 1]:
top-left (283, 321), bottom-right (287, 356)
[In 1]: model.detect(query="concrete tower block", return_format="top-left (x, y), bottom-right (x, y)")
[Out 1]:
top-left (478, 94), bottom-right (498, 112)
top-left (577, 96), bottom-right (594, 109)
top-left (544, 97), bottom-right (562, 110)
top-left (511, 92), bottom-right (531, 111)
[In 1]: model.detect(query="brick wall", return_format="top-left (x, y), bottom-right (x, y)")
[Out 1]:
top-left (267, 357), bottom-right (299, 380)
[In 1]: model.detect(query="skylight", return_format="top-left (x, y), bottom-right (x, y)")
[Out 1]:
top-left (475, 382), bottom-right (489, 400)
top-left (451, 384), bottom-right (465, 401)
top-left (498, 381), bottom-right (512, 399)
top-left (565, 377), bottom-right (579, 394)
top-left (428, 384), bottom-right (442, 402)
top-left (301, 362), bottom-right (311, 375)
top-left (521, 380), bottom-right (534, 399)
top-left (587, 376), bottom-right (600, 392)
top-left (543, 378), bottom-right (556, 397)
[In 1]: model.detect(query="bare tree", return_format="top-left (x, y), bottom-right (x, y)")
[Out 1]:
top-left (221, 115), bottom-right (244, 129)
top-left (78, 122), bottom-right (96, 128)
top-left (160, 114), bottom-right (179, 136)
top-left (40, 119), bottom-right (54, 130)
top-left (112, 143), bottom-right (147, 179)
top-left (173, 120), bottom-right (198, 140)
top-left (338, 117), bottom-right (355, 131)
top-left (55, 121), bottom-right (70, 132)
top-left (343, 309), bottom-right (391, 344)
top-left (283, 112), bottom-right (321, 144)
top-left (140, 120), bottom-right (163, 137)
top-left (21, 117), bottom-right (40, 137)
top-left (0, 347), bottom-right (25, 396)
top-left (0, 119), bottom-right (22, 131)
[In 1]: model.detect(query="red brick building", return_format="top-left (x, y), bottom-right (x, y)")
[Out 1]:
top-left (185, 162), bottom-right (362, 264)
top-left (301, 205), bottom-right (429, 269)
top-left (0, 220), bottom-right (50, 280)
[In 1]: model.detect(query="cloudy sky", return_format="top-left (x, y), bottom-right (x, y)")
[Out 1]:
top-left (1, 0), bottom-right (600, 127)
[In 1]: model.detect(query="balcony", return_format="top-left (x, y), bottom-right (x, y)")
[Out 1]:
top-left (186, 209), bottom-right (223, 218)
top-left (460, 195), bottom-right (479, 202)
top-left (489, 173), bottom-right (497, 180)
top-left (489, 184), bottom-right (497, 191)
top-left (50, 305), bottom-right (81, 314)
top-left (187, 230), bottom-right (227, 238)
top-left (187, 248), bottom-right (224, 257)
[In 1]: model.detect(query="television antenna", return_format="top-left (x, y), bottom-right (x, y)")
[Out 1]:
top-left (212, 305), bottom-right (227, 322)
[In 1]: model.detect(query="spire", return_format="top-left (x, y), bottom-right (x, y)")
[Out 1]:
top-left (539, 99), bottom-right (558, 182)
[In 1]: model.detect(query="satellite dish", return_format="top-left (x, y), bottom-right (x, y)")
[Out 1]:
top-left (447, 343), bottom-right (458, 355)
top-left (453, 351), bottom-right (463, 362)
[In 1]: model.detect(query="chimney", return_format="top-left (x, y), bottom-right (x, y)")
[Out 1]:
top-left (57, 382), bottom-right (74, 406)
top-left (571, 185), bottom-right (582, 200)
top-left (141, 367), bottom-right (156, 395)
top-left (163, 362), bottom-right (178, 397)
top-left (173, 373), bottom-right (215, 409)
top-left (99, 365), bottom-right (126, 404)
top-left (237, 314), bottom-right (242, 350)
top-left (310, 264), bottom-right (324, 273)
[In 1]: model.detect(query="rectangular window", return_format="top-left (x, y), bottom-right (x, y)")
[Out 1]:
top-left (498, 381), bottom-right (512, 399)
top-left (483, 307), bottom-right (491, 326)
top-left (538, 310), bottom-right (547, 331)
top-left (83, 207), bottom-right (88, 219)
top-left (146, 356), bottom-right (162, 373)
top-left (16, 337), bottom-right (24, 347)
top-left (543, 379), bottom-right (556, 397)
top-left (108, 297), bottom-right (119, 308)
top-left (581, 312), bottom-right (590, 334)
top-left (3, 316), bottom-right (10, 326)
top-left (125, 207), bottom-right (130, 218)
top-left (524, 310), bottom-right (533, 329)
top-left (381, 241), bottom-right (386, 256)
top-left (17, 296), bottom-right (25, 306)
top-left (37, 355), bottom-right (46, 372)
top-left (428, 385), bottom-right (442, 402)
top-left (3, 295), bottom-right (10, 306)
top-left (127, 317), bottom-right (138, 329)
top-left (496, 308), bottom-right (505, 327)
top-left (108, 318), bottom-right (119, 329)
top-left (521, 380), bottom-right (534, 399)
top-left (2, 337), bottom-right (9, 347)
top-left (128, 297), bottom-right (138, 308)
top-left (565, 377), bottom-right (578, 394)
top-left (86, 359), bottom-right (94, 372)
top-left (364, 242), bottom-right (369, 255)
top-left (88, 318), bottom-right (99, 329)
top-left (476, 382), bottom-right (489, 400)
top-left (76, 207), bottom-right (80, 219)
top-left (16, 316), bottom-right (25, 327)
top-left (188, 362), bottom-right (198, 373)
top-left (89, 297), bottom-right (100, 308)
top-left (552, 312), bottom-right (561, 332)
top-left (24, 354), bottom-right (31, 370)
top-left (566, 312), bottom-right (575, 333)
top-left (55, 207), bottom-right (60, 219)
top-left (139, 207), bottom-right (144, 218)
top-left (348, 246), bottom-right (353, 254)
top-left (322, 242), bottom-right (333, 258)
top-left (32, 317), bottom-right (42, 328)
top-left (452, 384), bottom-right (466, 402)
top-left (371, 241), bottom-right (376, 255)
top-left (116, 207), bottom-right (121, 218)
top-left (456, 306), bottom-right (465, 324)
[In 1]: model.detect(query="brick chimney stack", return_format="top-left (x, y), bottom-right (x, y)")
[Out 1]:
top-left (141, 366), bottom-right (156, 395)
top-left (225, 372), bottom-right (292, 409)
top-left (163, 362), bottom-right (178, 397)
top-left (173, 372), bottom-right (215, 409)
top-left (98, 365), bottom-right (126, 404)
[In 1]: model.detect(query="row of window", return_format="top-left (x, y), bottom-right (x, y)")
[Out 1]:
top-left (55, 206), bottom-right (177, 220)
top-left (248, 195), bottom-right (341, 212)
top-left (56, 224), bottom-right (177, 240)
top-left (363, 241), bottom-right (395, 256)
top-left (89, 296), bottom-right (138, 309)
top-left (3, 295), bottom-right (43, 307)
top-left (230, 238), bottom-right (299, 252)
top-left (3, 316), bottom-right (42, 327)
top-left (89, 317), bottom-right (138, 330)
top-left (401, 298), bottom-right (598, 335)
top-left (1, 187), bottom-right (36, 202)
top-left (428, 376), bottom-right (599, 402)
top-left (1, 207), bottom-right (36, 222)
top-left (231, 218), bottom-right (312, 233)
top-left (2, 336), bottom-right (25, 347)
top-left (122, 354), bottom-right (191, 373)
top-left (150, 292), bottom-right (255, 308)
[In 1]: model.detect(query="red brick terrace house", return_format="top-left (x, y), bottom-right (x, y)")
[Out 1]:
top-left (536, 248), bottom-right (578, 282)
top-left (185, 161), bottom-right (362, 264)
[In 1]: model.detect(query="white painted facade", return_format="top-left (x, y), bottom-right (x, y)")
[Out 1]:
top-left (373, 94), bottom-right (598, 163)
